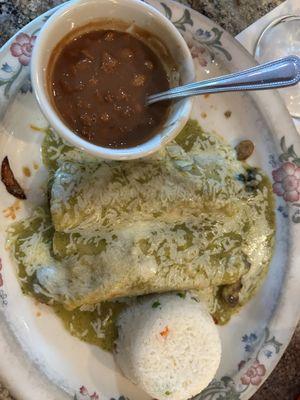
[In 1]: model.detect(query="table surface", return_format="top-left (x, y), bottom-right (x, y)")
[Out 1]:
top-left (0, 1), bottom-right (299, 399)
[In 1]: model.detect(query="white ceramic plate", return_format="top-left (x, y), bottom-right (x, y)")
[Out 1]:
top-left (0, 1), bottom-right (299, 400)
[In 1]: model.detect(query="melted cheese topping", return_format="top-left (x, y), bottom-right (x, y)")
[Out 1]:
top-left (50, 129), bottom-right (247, 234)
top-left (8, 120), bottom-right (275, 330)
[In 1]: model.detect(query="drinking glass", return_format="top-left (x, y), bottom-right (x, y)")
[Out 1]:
top-left (255, 15), bottom-right (300, 118)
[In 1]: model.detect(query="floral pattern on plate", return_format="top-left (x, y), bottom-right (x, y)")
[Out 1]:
top-left (74, 387), bottom-right (130, 400)
top-left (0, 13), bottom-right (52, 97)
top-left (0, 1), bottom-right (299, 400)
top-left (269, 136), bottom-right (300, 222)
top-left (0, 31), bottom-right (37, 97)
top-left (160, 1), bottom-right (232, 67)
top-left (196, 328), bottom-right (282, 399)
top-left (74, 328), bottom-right (282, 400)
top-left (10, 33), bottom-right (36, 66)
top-left (74, 386), bottom-right (99, 400)
top-left (0, 258), bottom-right (8, 307)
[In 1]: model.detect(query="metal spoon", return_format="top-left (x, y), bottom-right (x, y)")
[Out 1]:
top-left (147, 55), bottom-right (300, 105)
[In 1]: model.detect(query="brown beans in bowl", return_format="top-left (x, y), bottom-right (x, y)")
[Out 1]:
top-left (48, 26), bottom-right (173, 149)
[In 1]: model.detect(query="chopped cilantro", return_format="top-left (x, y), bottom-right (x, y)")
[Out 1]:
top-left (176, 292), bottom-right (186, 299)
top-left (237, 173), bottom-right (246, 182)
top-left (152, 301), bottom-right (161, 308)
top-left (165, 391), bottom-right (171, 396)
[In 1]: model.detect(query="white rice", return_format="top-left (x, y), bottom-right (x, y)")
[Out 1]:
top-left (114, 293), bottom-right (221, 400)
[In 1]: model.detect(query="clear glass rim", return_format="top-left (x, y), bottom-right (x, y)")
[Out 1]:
top-left (254, 14), bottom-right (300, 119)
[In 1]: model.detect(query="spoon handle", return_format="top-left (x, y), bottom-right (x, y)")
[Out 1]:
top-left (147, 56), bottom-right (300, 105)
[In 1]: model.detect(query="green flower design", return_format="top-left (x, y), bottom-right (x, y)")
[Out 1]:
top-left (159, 2), bottom-right (232, 63)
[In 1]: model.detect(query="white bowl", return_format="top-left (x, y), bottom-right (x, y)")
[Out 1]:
top-left (31, 0), bottom-right (195, 160)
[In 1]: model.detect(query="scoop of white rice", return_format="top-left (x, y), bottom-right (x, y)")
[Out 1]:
top-left (114, 293), bottom-right (221, 400)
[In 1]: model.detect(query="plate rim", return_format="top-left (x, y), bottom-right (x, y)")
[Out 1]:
top-left (0, 1), bottom-right (299, 399)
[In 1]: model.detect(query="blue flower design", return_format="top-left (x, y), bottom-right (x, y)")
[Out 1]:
top-left (20, 78), bottom-right (32, 94)
top-left (0, 290), bottom-right (8, 306)
top-left (278, 205), bottom-right (288, 218)
top-left (269, 154), bottom-right (278, 168)
top-left (242, 333), bottom-right (257, 343)
top-left (1, 63), bottom-right (13, 73)
top-left (242, 333), bottom-right (258, 352)
top-left (245, 344), bottom-right (253, 352)
top-left (196, 28), bottom-right (211, 38)
top-left (264, 350), bottom-right (272, 358)
top-left (249, 333), bottom-right (257, 342)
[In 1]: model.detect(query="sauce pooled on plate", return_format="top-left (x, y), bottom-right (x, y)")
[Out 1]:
top-left (48, 27), bottom-right (171, 148)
